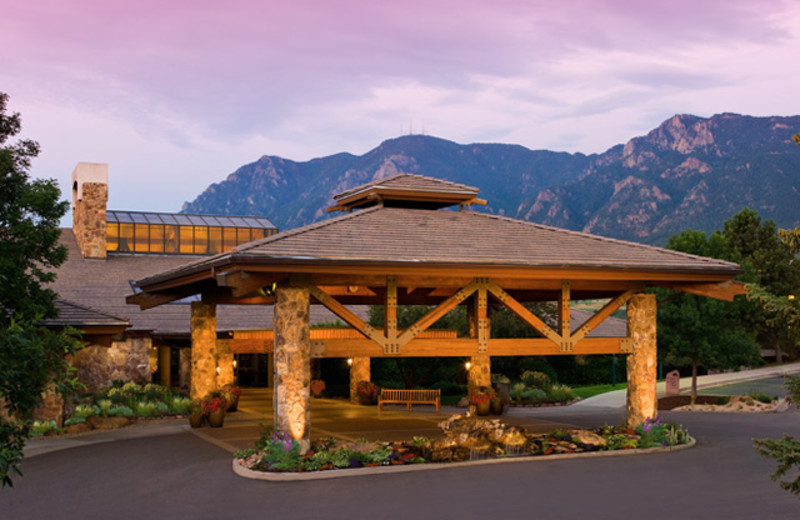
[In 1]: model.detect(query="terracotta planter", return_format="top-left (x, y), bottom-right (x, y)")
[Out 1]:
top-left (207, 409), bottom-right (225, 427)
top-left (189, 413), bottom-right (205, 428)
top-left (358, 393), bottom-right (375, 406)
top-left (226, 394), bottom-right (239, 412)
top-left (491, 398), bottom-right (504, 415)
top-left (475, 401), bottom-right (491, 416)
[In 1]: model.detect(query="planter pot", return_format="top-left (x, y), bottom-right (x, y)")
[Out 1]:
top-left (311, 390), bottom-right (323, 399)
top-left (490, 398), bottom-right (505, 415)
top-left (475, 401), bottom-right (491, 416)
top-left (226, 395), bottom-right (239, 412)
top-left (207, 409), bottom-right (225, 427)
top-left (189, 413), bottom-right (205, 428)
top-left (358, 394), bottom-right (376, 406)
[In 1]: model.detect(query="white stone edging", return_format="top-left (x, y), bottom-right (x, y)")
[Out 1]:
top-left (232, 436), bottom-right (696, 482)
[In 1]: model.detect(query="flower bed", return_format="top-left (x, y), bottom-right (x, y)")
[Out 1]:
top-left (234, 415), bottom-right (691, 475)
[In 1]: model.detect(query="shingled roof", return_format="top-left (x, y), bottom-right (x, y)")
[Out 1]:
top-left (41, 300), bottom-right (130, 328)
top-left (51, 231), bottom-right (354, 335)
top-left (327, 173), bottom-right (485, 212)
top-left (136, 204), bottom-right (740, 289)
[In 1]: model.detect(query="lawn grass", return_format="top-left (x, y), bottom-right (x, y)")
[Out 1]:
top-left (572, 383), bottom-right (627, 400)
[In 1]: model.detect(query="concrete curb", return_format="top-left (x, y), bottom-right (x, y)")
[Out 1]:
top-left (232, 436), bottom-right (696, 482)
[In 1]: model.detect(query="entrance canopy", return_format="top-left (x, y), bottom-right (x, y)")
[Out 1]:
top-left (129, 173), bottom-right (744, 358)
top-left (128, 173), bottom-right (747, 438)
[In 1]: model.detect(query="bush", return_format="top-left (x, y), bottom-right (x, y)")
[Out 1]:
top-left (783, 375), bottom-right (800, 405)
top-left (749, 391), bottom-right (775, 404)
top-left (30, 420), bottom-right (61, 437)
top-left (73, 404), bottom-right (100, 419)
top-left (520, 388), bottom-right (546, 402)
top-left (546, 384), bottom-right (575, 403)
top-left (432, 381), bottom-right (466, 396)
top-left (109, 405), bottom-right (134, 417)
top-left (521, 371), bottom-right (552, 392)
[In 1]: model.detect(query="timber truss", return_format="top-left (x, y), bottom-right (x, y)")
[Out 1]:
top-left (304, 276), bottom-right (636, 358)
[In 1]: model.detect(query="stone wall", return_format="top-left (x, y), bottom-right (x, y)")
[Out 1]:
top-left (468, 354), bottom-right (491, 391)
top-left (626, 293), bottom-right (658, 428)
top-left (70, 336), bottom-right (153, 394)
top-left (72, 181), bottom-right (107, 259)
top-left (217, 339), bottom-right (234, 388)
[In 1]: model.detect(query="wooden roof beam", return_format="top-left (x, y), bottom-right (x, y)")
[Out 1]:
top-left (654, 280), bottom-right (747, 302)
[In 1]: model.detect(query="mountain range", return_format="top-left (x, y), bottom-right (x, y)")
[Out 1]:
top-left (181, 113), bottom-right (800, 245)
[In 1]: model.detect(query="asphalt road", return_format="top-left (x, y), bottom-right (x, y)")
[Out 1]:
top-left (2, 408), bottom-right (798, 520)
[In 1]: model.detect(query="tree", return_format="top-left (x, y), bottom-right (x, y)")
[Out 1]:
top-left (724, 208), bottom-right (800, 361)
top-left (657, 229), bottom-right (761, 400)
top-left (0, 92), bottom-right (80, 486)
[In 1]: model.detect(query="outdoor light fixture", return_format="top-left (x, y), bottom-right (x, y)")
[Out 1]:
top-left (347, 358), bottom-right (353, 366)
top-left (233, 359), bottom-right (237, 369)
top-left (789, 294), bottom-right (796, 301)
top-left (216, 365), bottom-right (220, 375)
top-left (465, 361), bottom-right (472, 371)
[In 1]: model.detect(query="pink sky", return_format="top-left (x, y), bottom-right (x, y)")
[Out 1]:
top-left (2, 0), bottom-right (798, 220)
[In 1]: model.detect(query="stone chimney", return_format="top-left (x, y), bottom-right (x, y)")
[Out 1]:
top-left (72, 162), bottom-right (108, 259)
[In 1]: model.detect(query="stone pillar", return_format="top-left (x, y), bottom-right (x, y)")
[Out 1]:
top-left (158, 346), bottom-right (171, 387)
top-left (216, 339), bottom-right (234, 388)
top-left (71, 162), bottom-right (108, 259)
top-left (626, 293), bottom-right (658, 428)
top-left (349, 357), bottom-right (371, 403)
top-left (468, 354), bottom-right (491, 391)
top-left (273, 278), bottom-right (311, 453)
top-left (190, 301), bottom-right (217, 401)
top-left (33, 386), bottom-right (65, 427)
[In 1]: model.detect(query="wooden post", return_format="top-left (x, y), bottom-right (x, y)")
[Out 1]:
top-left (626, 293), bottom-right (658, 428)
top-left (467, 294), bottom-right (491, 391)
top-left (158, 346), bottom-right (171, 387)
top-left (273, 277), bottom-right (311, 453)
top-left (190, 301), bottom-right (217, 400)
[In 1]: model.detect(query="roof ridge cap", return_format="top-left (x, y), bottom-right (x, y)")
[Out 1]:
top-left (468, 211), bottom-right (740, 268)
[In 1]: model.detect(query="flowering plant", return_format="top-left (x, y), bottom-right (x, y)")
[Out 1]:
top-left (222, 384), bottom-right (242, 398)
top-left (469, 386), bottom-right (497, 404)
top-left (202, 395), bottom-right (228, 414)
top-left (310, 379), bottom-right (326, 393)
top-left (356, 381), bottom-right (378, 397)
top-left (188, 400), bottom-right (204, 416)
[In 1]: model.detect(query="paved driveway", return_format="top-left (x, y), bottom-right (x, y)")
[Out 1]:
top-left (3, 405), bottom-right (798, 519)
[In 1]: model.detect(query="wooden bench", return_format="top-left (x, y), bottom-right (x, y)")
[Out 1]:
top-left (378, 388), bottom-right (441, 411)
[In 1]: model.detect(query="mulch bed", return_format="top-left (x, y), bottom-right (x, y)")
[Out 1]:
top-left (658, 395), bottom-right (728, 410)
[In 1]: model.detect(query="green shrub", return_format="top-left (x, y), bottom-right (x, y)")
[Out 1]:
top-left (134, 401), bottom-right (157, 417)
top-left (105, 387), bottom-right (127, 405)
top-left (63, 416), bottom-right (86, 427)
top-left (30, 420), bottom-right (61, 437)
top-left (234, 448), bottom-right (258, 459)
top-left (715, 396), bottom-right (731, 405)
top-left (143, 383), bottom-right (167, 401)
top-left (749, 391), bottom-right (775, 404)
top-left (169, 396), bottom-right (193, 414)
top-left (432, 381), bottom-right (466, 396)
top-left (260, 431), bottom-right (301, 471)
top-left (511, 382), bottom-right (526, 401)
top-left (97, 399), bottom-right (113, 417)
top-left (73, 404), bottom-right (100, 419)
top-left (785, 375), bottom-right (800, 405)
top-left (521, 370), bottom-right (552, 392)
top-left (109, 405), bottom-right (134, 417)
top-left (520, 388), bottom-right (546, 402)
top-left (604, 434), bottom-right (638, 450)
top-left (152, 402), bottom-right (170, 416)
top-left (546, 384), bottom-right (575, 403)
